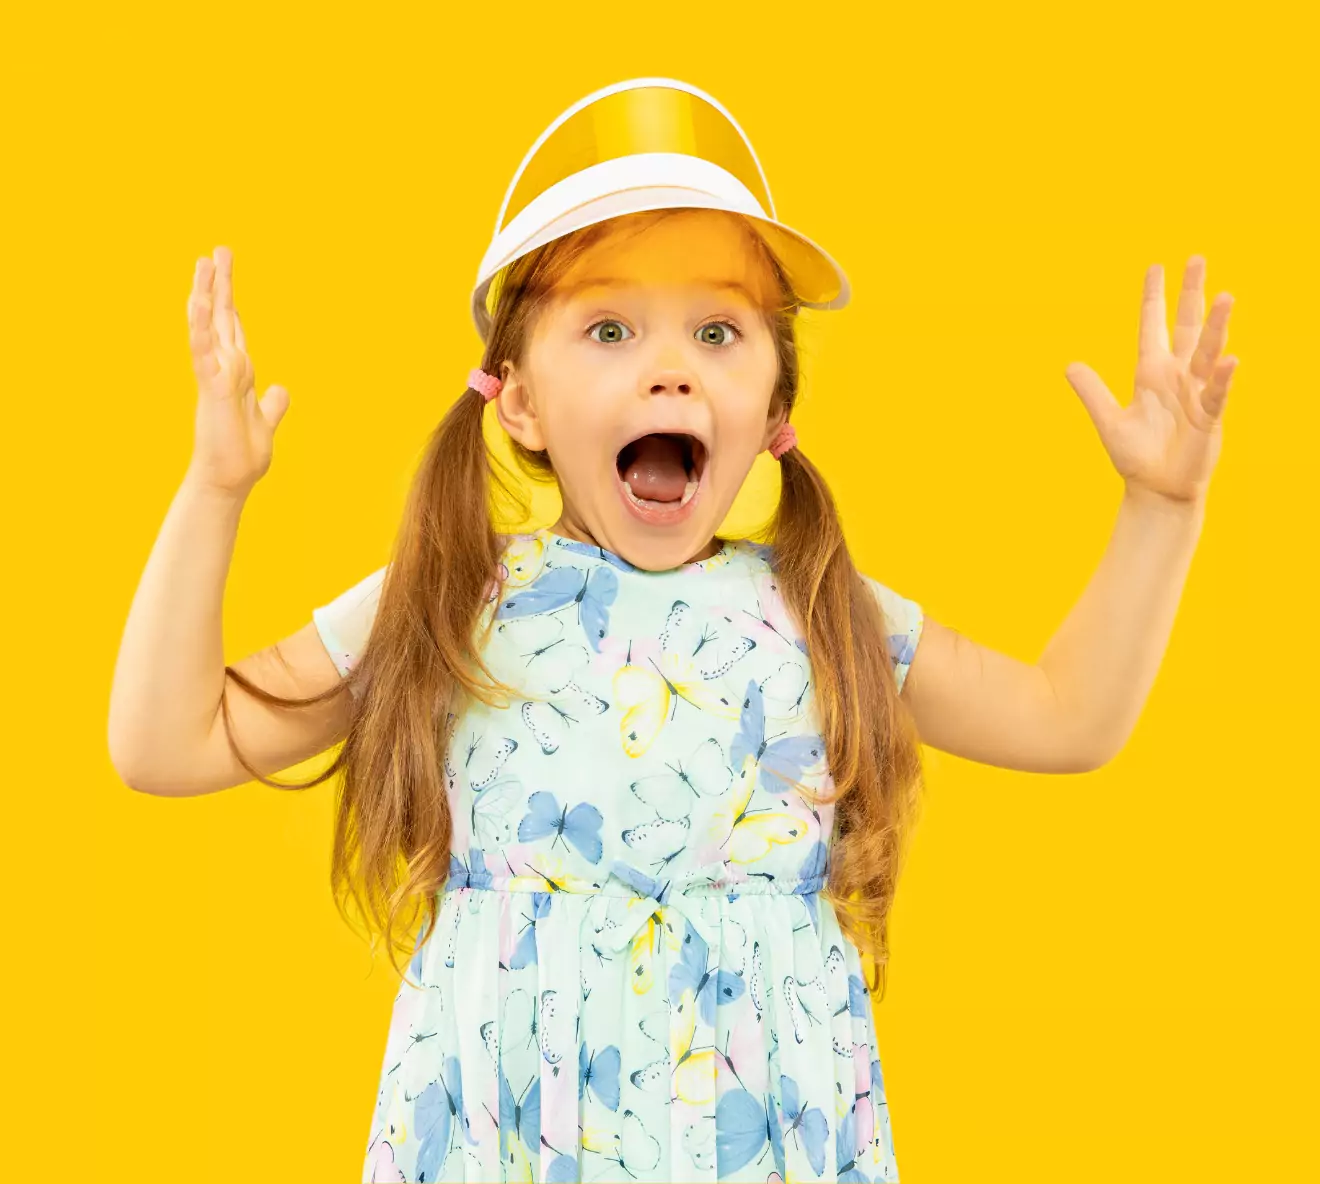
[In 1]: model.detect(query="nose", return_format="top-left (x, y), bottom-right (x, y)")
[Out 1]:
top-left (648, 370), bottom-right (692, 396)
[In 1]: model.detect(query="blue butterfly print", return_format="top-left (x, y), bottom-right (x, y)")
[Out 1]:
top-left (609, 859), bottom-right (672, 905)
top-left (498, 1069), bottom-right (540, 1161)
top-left (414, 1056), bottom-right (465, 1181)
top-left (496, 563), bottom-right (619, 651)
top-left (732, 679), bottom-right (825, 794)
top-left (448, 847), bottom-right (494, 891)
top-left (409, 912), bottom-right (434, 981)
top-left (579, 1043), bottom-right (621, 1111)
top-left (796, 840), bottom-right (828, 889)
top-left (545, 1149), bottom-right (579, 1182)
top-left (668, 919), bottom-right (745, 1027)
top-left (836, 1103), bottom-right (870, 1183)
top-left (793, 839), bottom-right (828, 927)
top-left (509, 892), bottom-right (552, 970)
top-left (871, 1056), bottom-right (887, 1098)
top-left (780, 1073), bottom-right (830, 1177)
top-left (518, 791), bottom-right (604, 864)
top-left (887, 630), bottom-right (917, 668)
top-left (552, 535), bottom-right (638, 573)
top-left (848, 972), bottom-right (870, 1018)
top-left (715, 1089), bottom-right (785, 1176)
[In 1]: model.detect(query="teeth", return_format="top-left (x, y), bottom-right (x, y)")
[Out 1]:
top-left (623, 477), bottom-right (699, 512)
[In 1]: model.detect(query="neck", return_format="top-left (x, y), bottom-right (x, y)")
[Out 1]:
top-left (548, 512), bottom-right (722, 564)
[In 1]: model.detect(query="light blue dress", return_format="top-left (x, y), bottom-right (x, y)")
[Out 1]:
top-left (312, 528), bottom-right (924, 1184)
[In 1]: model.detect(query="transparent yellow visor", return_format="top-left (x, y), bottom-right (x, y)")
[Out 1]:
top-left (499, 85), bottom-right (773, 233)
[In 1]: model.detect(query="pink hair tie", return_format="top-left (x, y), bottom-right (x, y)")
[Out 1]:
top-left (768, 422), bottom-right (798, 460)
top-left (468, 367), bottom-right (503, 402)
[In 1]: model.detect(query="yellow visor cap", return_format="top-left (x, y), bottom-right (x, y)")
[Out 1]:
top-left (471, 77), bottom-right (851, 341)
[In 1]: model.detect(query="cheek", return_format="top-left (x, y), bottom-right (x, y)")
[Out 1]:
top-left (529, 355), bottom-right (605, 436)
top-left (542, 384), bottom-right (610, 448)
top-left (716, 367), bottom-right (779, 449)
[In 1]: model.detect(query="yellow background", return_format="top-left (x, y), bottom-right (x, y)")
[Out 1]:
top-left (3, 2), bottom-right (1314, 1180)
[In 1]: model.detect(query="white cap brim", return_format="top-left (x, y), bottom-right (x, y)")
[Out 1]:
top-left (470, 80), bottom-right (850, 341)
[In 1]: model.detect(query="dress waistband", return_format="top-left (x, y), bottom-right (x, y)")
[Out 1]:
top-left (443, 851), bottom-right (827, 900)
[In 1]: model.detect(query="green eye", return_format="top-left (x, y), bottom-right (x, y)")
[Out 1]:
top-left (588, 320), bottom-right (632, 343)
top-left (697, 321), bottom-right (739, 346)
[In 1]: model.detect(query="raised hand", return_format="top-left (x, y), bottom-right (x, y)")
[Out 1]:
top-left (1065, 256), bottom-right (1238, 506)
top-left (185, 246), bottom-right (290, 497)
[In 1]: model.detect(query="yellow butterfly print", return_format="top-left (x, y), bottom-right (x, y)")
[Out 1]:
top-left (710, 770), bottom-right (807, 865)
top-left (580, 1124), bottom-right (616, 1157)
top-left (501, 534), bottom-right (547, 588)
top-left (613, 602), bottom-right (753, 757)
top-left (669, 988), bottom-right (717, 1106)
top-left (628, 910), bottom-right (666, 995)
top-left (504, 1133), bottom-right (535, 1184)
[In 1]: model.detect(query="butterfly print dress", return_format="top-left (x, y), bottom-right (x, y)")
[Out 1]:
top-left (311, 528), bottom-right (924, 1183)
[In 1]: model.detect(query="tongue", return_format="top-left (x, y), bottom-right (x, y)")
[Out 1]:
top-left (622, 435), bottom-right (689, 503)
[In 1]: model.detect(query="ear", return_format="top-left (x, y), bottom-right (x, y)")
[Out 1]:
top-left (760, 403), bottom-right (789, 452)
top-left (493, 359), bottom-right (547, 452)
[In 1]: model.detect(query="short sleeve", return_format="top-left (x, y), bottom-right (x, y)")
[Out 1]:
top-left (311, 566), bottom-right (387, 689)
top-left (863, 575), bottom-right (925, 694)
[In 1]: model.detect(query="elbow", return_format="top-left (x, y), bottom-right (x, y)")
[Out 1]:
top-left (108, 745), bottom-right (159, 795)
top-left (1062, 732), bottom-right (1125, 774)
top-left (107, 730), bottom-right (146, 792)
top-left (107, 731), bottom-right (173, 796)
top-left (1065, 748), bottom-right (1114, 774)
top-left (107, 711), bottom-right (156, 794)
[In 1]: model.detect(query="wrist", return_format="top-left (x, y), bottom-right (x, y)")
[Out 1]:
top-left (180, 467), bottom-right (250, 514)
top-left (1121, 482), bottom-right (1207, 526)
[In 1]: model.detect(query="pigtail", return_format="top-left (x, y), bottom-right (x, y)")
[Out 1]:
top-left (396, 383), bottom-right (507, 699)
top-left (771, 444), bottom-right (925, 997)
top-left (324, 383), bottom-right (513, 982)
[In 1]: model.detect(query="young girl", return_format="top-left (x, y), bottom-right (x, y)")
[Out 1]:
top-left (108, 78), bottom-right (1238, 1184)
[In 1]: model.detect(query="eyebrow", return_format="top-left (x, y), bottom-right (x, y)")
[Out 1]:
top-left (556, 276), bottom-right (764, 305)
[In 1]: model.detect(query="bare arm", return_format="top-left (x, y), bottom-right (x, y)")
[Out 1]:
top-left (107, 474), bottom-right (350, 795)
top-left (899, 256), bottom-right (1237, 774)
top-left (107, 474), bottom-right (242, 789)
top-left (902, 488), bottom-right (1204, 773)
top-left (107, 245), bottom-right (347, 795)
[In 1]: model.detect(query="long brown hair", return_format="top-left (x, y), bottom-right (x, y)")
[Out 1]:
top-left (221, 209), bottom-right (924, 995)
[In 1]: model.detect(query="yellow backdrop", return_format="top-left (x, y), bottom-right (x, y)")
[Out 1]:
top-left (4, 2), bottom-right (1314, 1181)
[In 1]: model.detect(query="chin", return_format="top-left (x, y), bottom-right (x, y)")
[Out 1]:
top-left (617, 530), bottom-right (718, 572)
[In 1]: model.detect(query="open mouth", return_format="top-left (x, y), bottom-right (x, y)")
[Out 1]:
top-left (615, 432), bottom-right (708, 518)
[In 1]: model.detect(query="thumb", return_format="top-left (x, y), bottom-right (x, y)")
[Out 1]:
top-left (1064, 362), bottom-right (1121, 439)
top-left (258, 384), bottom-right (290, 430)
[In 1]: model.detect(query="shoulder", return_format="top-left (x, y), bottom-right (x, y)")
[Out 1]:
top-left (858, 572), bottom-right (925, 692)
top-left (310, 564), bottom-right (389, 680)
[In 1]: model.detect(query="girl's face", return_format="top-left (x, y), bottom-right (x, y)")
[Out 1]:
top-left (497, 209), bottom-right (786, 571)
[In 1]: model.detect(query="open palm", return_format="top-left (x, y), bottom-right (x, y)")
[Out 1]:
top-left (1066, 256), bottom-right (1238, 505)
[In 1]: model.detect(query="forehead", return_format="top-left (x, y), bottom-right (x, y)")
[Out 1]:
top-left (554, 210), bottom-right (780, 307)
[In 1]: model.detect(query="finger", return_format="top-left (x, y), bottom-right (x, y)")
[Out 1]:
top-left (1065, 361), bottom-right (1123, 438)
top-left (211, 245), bottom-right (235, 352)
top-left (258, 384), bottom-right (291, 431)
top-left (1138, 264), bottom-right (1169, 360)
top-left (188, 303), bottom-right (220, 380)
top-left (1172, 255), bottom-right (1206, 362)
top-left (234, 309), bottom-right (247, 354)
top-left (190, 254), bottom-right (214, 305)
top-left (1199, 355), bottom-right (1237, 421)
top-left (1190, 292), bottom-right (1233, 382)
top-left (188, 259), bottom-right (220, 380)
